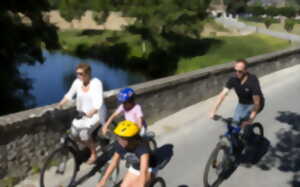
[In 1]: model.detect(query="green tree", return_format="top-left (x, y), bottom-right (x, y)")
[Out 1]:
top-left (284, 19), bottom-right (295, 32)
top-left (224, 0), bottom-right (250, 15)
top-left (246, 5), bottom-right (265, 16)
top-left (264, 17), bottom-right (273, 29)
top-left (265, 6), bottom-right (280, 17)
top-left (58, 0), bottom-right (89, 22)
top-left (278, 7), bottom-right (297, 18)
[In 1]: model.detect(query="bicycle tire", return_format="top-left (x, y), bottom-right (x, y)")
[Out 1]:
top-left (150, 177), bottom-right (166, 187)
top-left (203, 143), bottom-right (230, 187)
top-left (40, 146), bottom-right (78, 187)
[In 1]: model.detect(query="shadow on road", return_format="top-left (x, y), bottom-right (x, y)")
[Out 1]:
top-left (257, 111), bottom-right (300, 187)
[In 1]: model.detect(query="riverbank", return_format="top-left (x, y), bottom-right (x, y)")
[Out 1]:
top-left (58, 29), bottom-right (291, 76)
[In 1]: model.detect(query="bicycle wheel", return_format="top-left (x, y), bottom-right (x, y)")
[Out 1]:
top-left (40, 146), bottom-right (78, 187)
top-left (203, 143), bottom-right (231, 187)
top-left (150, 177), bottom-right (166, 187)
top-left (99, 163), bottom-right (120, 186)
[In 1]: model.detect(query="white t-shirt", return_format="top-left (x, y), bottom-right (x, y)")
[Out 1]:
top-left (65, 78), bottom-right (106, 124)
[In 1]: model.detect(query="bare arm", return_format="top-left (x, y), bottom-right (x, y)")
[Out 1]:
top-left (97, 153), bottom-right (121, 186)
top-left (58, 79), bottom-right (78, 108)
top-left (138, 154), bottom-right (150, 187)
top-left (137, 116), bottom-right (144, 129)
top-left (58, 96), bottom-right (70, 108)
top-left (102, 110), bottom-right (121, 134)
top-left (248, 95), bottom-right (261, 122)
top-left (209, 88), bottom-right (230, 118)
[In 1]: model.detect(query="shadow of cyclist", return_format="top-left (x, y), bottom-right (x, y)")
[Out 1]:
top-left (257, 111), bottom-right (300, 187)
top-left (151, 144), bottom-right (174, 170)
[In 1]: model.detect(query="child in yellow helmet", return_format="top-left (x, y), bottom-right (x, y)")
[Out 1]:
top-left (97, 120), bottom-right (155, 187)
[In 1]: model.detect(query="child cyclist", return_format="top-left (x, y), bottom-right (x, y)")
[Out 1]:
top-left (102, 88), bottom-right (147, 136)
top-left (97, 120), bottom-right (155, 187)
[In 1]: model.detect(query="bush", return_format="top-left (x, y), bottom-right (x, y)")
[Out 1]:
top-left (264, 17), bottom-right (273, 29)
top-left (284, 19), bottom-right (295, 32)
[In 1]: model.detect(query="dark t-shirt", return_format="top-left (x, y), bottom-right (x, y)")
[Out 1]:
top-left (114, 141), bottom-right (155, 170)
top-left (225, 73), bottom-right (264, 104)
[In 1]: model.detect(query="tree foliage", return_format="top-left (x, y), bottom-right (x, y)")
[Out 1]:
top-left (264, 17), bottom-right (273, 28)
top-left (278, 7), bottom-right (297, 18)
top-left (0, 1), bottom-right (59, 115)
top-left (224, 0), bottom-right (250, 14)
top-left (56, 0), bottom-right (211, 52)
top-left (284, 19), bottom-right (295, 32)
top-left (246, 5), bottom-right (265, 16)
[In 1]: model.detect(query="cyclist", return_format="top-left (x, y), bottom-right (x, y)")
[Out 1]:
top-left (58, 63), bottom-right (106, 164)
top-left (102, 88), bottom-right (147, 136)
top-left (209, 59), bottom-right (265, 137)
top-left (97, 120), bottom-right (155, 187)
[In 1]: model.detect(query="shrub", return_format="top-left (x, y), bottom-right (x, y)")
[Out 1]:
top-left (284, 19), bottom-right (295, 32)
top-left (264, 17), bottom-right (273, 29)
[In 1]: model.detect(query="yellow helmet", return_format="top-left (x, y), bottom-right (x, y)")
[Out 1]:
top-left (114, 120), bottom-right (140, 138)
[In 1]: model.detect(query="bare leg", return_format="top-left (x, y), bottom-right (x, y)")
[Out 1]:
top-left (120, 171), bottom-right (138, 187)
top-left (121, 170), bottom-right (152, 187)
top-left (85, 139), bottom-right (97, 164)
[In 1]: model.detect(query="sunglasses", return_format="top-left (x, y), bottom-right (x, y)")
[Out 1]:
top-left (76, 72), bottom-right (85, 76)
top-left (235, 69), bottom-right (245, 74)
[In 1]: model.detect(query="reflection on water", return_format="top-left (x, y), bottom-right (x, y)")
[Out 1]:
top-left (18, 50), bottom-right (147, 108)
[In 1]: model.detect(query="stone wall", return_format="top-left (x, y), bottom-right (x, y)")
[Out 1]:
top-left (0, 46), bottom-right (300, 184)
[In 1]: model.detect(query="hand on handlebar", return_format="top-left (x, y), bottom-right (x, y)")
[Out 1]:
top-left (96, 179), bottom-right (106, 187)
top-left (209, 111), bottom-right (216, 119)
top-left (102, 126), bottom-right (109, 135)
top-left (241, 120), bottom-right (252, 128)
top-left (74, 111), bottom-right (86, 119)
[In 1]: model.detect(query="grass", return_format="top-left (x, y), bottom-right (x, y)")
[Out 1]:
top-left (240, 19), bottom-right (300, 36)
top-left (176, 34), bottom-right (291, 74)
top-left (59, 29), bottom-right (144, 58)
top-left (0, 177), bottom-right (18, 187)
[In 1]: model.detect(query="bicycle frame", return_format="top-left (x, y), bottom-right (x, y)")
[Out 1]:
top-left (216, 116), bottom-right (243, 155)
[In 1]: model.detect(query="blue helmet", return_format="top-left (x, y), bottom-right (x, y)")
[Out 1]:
top-left (117, 88), bottom-right (135, 103)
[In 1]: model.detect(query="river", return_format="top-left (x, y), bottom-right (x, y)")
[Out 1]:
top-left (18, 50), bottom-right (148, 108)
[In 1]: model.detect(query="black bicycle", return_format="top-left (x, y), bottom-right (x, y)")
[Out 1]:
top-left (40, 111), bottom-right (120, 187)
top-left (203, 115), bottom-right (264, 187)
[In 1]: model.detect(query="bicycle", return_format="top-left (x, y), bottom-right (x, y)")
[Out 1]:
top-left (40, 111), bottom-right (120, 187)
top-left (203, 115), bottom-right (264, 187)
top-left (40, 110), bottom-right (158, 187)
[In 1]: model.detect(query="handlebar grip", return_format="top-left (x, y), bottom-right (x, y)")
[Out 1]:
top-left (75, 111), bottom-right (86, 119)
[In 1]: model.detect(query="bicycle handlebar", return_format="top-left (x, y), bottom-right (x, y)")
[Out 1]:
top-left (212, 115), bottom-right (232, 124)
top-left (74, 111), bottom-right (86, 119)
